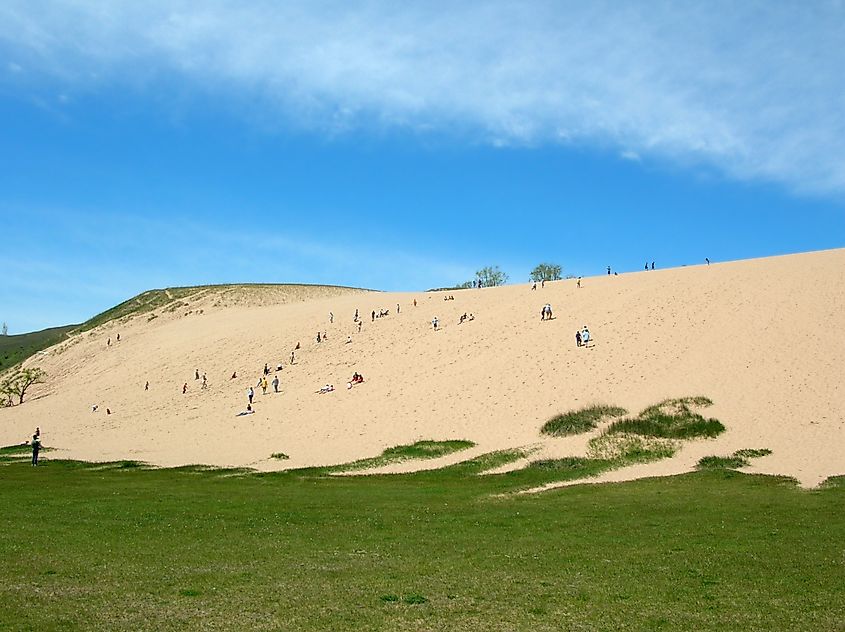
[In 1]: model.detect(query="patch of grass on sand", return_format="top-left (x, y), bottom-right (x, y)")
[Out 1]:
top-left (332, 440), bottom-right (475, 472)
top-left (697, 448), bottom-right (773, 470)
top-left (587, 433), bottom-right (678, 462)
top-left (540, 405), bottom-right (627, 437)
top-left (606, 397), bottom-right (724, 439)
top-left (697, 455), bottom-right (748, 469)
top-left (0, 456), bottom-right (842, 631)
top-left (271, 452), bottom-right (290, 460)
top-left (733, 448), bottom-right (772, 459)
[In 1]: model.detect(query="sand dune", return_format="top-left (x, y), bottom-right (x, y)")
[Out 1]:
top-left (2, 249), bottom-right (844, 487)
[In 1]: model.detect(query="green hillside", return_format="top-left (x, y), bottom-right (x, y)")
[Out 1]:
top-left (0, 325), bottom-right (77, 373)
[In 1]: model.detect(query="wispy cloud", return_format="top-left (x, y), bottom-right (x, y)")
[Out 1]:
top-left (1, 1), bottom-right (844, 195)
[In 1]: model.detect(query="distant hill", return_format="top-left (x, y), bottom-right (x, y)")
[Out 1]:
top-left (2, 283), bottom-right (370, 373)
top-left (0, 325), bottom-right (78, 373)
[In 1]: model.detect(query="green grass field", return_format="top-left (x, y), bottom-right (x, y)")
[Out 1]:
top-left (1, 451), bottom-right (843, 631)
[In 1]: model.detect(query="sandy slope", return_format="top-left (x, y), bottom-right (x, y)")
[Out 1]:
top-left (2, 250), bottom-right (843, 487)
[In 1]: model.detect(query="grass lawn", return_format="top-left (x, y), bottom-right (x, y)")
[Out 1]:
top-left (0, 454), bottom-right (843, 631)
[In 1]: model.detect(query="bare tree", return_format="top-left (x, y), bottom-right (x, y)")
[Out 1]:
top-left (1, 367), bottom-right (46, 405)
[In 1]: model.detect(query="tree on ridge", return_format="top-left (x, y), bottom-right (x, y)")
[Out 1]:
top-left (529, 263), bottom-right (562, 282)
top-left (476, 266), bottom-right (509, 287)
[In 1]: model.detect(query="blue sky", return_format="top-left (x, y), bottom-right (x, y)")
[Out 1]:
top-left (1, 1), bottom-right (844, 334)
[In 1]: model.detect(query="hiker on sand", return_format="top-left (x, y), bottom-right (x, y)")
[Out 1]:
top-left (290, 352), bottom-right (295, 365)
top-left (264, 363), bottom-right (269, 376)
top-left (316, 332), bottom-right (321, 343)
top-left (202, 373), bottom-right (208, 389)
top-left (357, 321), bottom-right (362, 333)
top-left (577, 277), bottom-right (582, 288)
top-left (706, 257), bottom-right (710, 265)
top-left (372, 310), bottom-right (376, 322)
top-left (272, 375), bottom-right (280, 393)
top-left (330, 312), bottom-right (334, 324)
top-left (432, 317), bottom-right (439, 331)
top-left (248, 387), bottom-right (254, 404)
top-left (532, 282), bottom-right (537, 291)
top-left (651, 261), bottom-right (655, 270)
top-left (231, 372), bottom-right (237, 379)
top-left (30, 433), bottom-right (41, 466)
top-left (607, 266), bottom-right (611, 275)
top-left (581, 326), bottom-right (591, 346)
top-left (182, 383), bottom-right (188, 394)
top-left (195, 369), bottom-right (200, 380)
top-left (575, 331), bottom-right (582, 347)
top-left (107, 337), bottom-right (111, 346)
top-left (116, 333), bottom-right (120, 342)
top-left (261, 376), bottom-right (268, 395)
top-left (236, 404), bottom-right (254, 416)
top-left (413, 299), bottom-right (417, 307)
top-left (396, 303), bottom-right (400, 314)
top-left (145, 381), bottom-right (149, 391)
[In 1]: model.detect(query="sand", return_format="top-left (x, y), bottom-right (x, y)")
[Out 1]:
top-left (2, 249), bottom-right (843, 488)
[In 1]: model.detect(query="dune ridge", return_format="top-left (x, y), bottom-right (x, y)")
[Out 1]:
top-left (2, 249), bottom-right (843, 487)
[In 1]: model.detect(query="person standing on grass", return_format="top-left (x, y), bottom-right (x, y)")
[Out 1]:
top-left (272, 374), bottom-right (280, 393)
top-left (30, 432), bottom-right (41, 466)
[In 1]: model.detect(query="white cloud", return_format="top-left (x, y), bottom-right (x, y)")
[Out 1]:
top-left (1, 1), bottom-right (844, 196)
